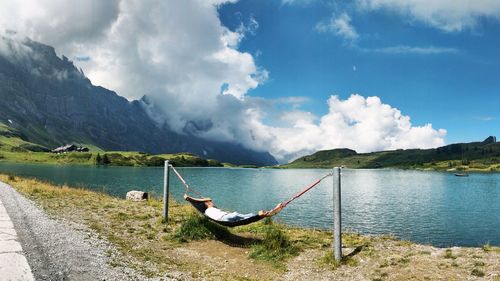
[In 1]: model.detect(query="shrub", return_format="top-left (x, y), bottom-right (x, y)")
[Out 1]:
top-left (144, 156), bottom-right (165, 166)
top-left (95, 153), bottom-right (102, 165)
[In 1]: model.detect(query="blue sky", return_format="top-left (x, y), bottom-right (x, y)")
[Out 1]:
top-left (218, 0), bottom-right (499, 144)
top-left (2, 0), bottom-right (498, 161)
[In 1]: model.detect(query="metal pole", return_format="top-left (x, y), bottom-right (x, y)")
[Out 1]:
top-left (333, 166), bottom-right (342, 261)
top-left (163, 160), bottom-right (170, 222)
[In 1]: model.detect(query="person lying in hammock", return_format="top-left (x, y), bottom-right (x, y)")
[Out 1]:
top-left (184, 194), bottom-right (284, 222)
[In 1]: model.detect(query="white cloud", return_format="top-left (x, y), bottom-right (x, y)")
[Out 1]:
top-left (258, 94), bottom-right (446, 162)
top-left (0, 0), bottom-right (266, 132)
top-left (313, 11), bottom-right (459, 55)
top-left (357, 0), bottom-right (500, 32)
top-left (281, 0), bottom-right (315, 5)
top-left (0, 0), bottom-right (120, 48)
top-left (373, 45), bottom-right (459, 55)
top-left (476, 116), bottom-right (496, 121)
top-left (0, 1), bottom-right (447, 163)
top-left (316, 13), bottom-right (359, 43)
top-left (280, 110), bottom-right (317, 125)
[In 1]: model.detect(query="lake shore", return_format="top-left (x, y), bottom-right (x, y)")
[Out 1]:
top-left (1, 174), bottom-right (499, 280)
top-left (1, 155), bottom-right (499, 174)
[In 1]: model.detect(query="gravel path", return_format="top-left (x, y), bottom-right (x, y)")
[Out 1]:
top-left (0, 181), bottom-right (154, 281)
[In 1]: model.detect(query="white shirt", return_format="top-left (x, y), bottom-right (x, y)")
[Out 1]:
top-left (205, 207), bottom-right (229, 221)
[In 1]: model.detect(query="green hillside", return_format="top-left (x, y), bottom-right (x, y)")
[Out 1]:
top-left (281, 137), bottom-right (500, 172)
top-left (0, 122), bottom-right (222, 167)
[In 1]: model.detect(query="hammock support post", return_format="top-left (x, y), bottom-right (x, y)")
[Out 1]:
top-left (333, 167), bottom-right (342, 261)
top-left (163, 160), bottom-right (170, 222)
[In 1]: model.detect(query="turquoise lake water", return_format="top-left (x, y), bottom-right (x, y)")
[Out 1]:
top-left (0, 162), bottom-right (498, 247)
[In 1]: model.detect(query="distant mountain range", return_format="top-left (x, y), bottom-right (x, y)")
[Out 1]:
top-left (283, 136), bottom-right (499, 170)
top-left (0, 36), bottom-right (277, 166)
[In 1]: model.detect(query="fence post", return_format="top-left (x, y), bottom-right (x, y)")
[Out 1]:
top-left (163, 160), bottom-right (170, 222)
top-left (333, 166), bottom-right (342, 261)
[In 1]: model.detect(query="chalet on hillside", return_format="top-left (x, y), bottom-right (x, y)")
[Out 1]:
top-left (51, 144), bottom-right (89, 153)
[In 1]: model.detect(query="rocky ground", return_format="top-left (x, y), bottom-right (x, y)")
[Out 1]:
top-left (0, 181), bottom-right (186, 281)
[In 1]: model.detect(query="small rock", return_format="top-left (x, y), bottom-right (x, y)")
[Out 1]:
top-left (125, 190), bottom-right (149, 201)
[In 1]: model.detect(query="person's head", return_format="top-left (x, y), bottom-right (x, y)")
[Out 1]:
top-left (205, 201), bottom-right (214, 208)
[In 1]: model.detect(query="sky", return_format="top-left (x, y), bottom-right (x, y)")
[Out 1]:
top-left (0, 0), bottom-right (498, 162)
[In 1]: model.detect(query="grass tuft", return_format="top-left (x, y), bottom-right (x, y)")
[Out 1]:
top-left (172, 213), bottom-right (230, 242)
top-left (443, 249), bottom-right (456, 259)
top-left (483, 242), bottom-right (500, 253)
top-left (320, 252), bottom-right (359, 270)
top-left (248, 220), bottom-right (299, 268)
top-left (471, 268), bottom-right (485, 277)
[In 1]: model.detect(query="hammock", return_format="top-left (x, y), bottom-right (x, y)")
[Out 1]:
top-left (184, 195), bottom-right (266, 227)
top-left (169, 164), bottom-right (332, 227)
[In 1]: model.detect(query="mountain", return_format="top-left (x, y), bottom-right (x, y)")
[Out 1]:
top-left (0, 36), bottom-right (277, 166)
top-left (283, 137), bottom-right (499, 170)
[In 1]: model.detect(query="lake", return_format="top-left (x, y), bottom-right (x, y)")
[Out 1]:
top-left (0, 162), bottom-right (498, 247)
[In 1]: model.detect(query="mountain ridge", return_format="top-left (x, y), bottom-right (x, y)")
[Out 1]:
top-left (0, 35), bottom-right (277, 166)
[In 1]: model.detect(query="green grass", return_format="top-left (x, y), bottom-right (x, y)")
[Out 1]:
top-left (172, 215), bottom-right (299, 269)
top-left (248, 219), bottom-right (299, 269)
top-left (0, 150), bottom-right (223, 167)
top-left (483, 242), bottom-right (500, 253)
top-left (0, 122), bottom-right (223, 167)
top-left (280, 141), bottom-right (500, 171)
top-left (172, 213), bottom-right (231, 242)
top-left (1, 148), bottom-right (222, 167)
top-left (320, 252), bottom-right (359, 269)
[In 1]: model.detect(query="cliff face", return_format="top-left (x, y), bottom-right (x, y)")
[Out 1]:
top-left (0, 36), bottom-right (277, 166)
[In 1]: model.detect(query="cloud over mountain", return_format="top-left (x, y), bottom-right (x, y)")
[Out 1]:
top-left (0, 0), bottom-right (446, 162)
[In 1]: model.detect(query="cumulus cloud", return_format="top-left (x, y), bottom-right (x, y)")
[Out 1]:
top-left (316, 13), bottom-right (359, 43)
top-left (255, 94), bottom-right (446, 162)
top-left (357, 0), bottom-right (500, 32)
top-left (0, 1), bottom-right (446, 163)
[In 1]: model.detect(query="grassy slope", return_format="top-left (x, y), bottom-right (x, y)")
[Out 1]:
top-left (3, 120), bottom-right (498, 171)
top-left (0, 122), bottom-right (222, 167)
top-left (0, 150), bottom-right (223, 167)
top-left (1, 174), bottom-right (499, 280)
top-left (282, 142), bottom-right (500, 172)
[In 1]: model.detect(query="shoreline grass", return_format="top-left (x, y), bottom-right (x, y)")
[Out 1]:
top-left (1, 174), bottom-right (499, 280)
